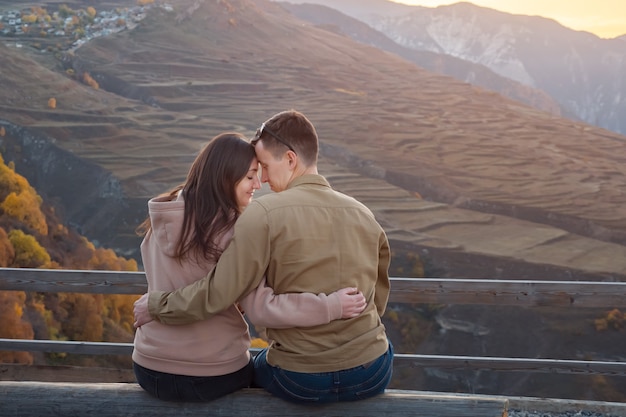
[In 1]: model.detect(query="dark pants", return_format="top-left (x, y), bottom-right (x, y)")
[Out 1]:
top-left (133, 358), bottom-right (253, 402)
top-left (252, 342), bottom-right (394, 404)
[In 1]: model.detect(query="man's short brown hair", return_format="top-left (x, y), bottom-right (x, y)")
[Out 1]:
top-left (258, 110), bottom-right (319, 166)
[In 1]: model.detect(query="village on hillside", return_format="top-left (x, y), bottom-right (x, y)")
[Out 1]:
top-left (0, 1), bottom-right (173, 51)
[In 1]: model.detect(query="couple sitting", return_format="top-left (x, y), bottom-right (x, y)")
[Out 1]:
top-left (132, 110), bottom-right (394, 404)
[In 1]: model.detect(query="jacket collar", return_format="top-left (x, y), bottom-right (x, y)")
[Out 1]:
top-left (286, 174), bottom-right (330, 190)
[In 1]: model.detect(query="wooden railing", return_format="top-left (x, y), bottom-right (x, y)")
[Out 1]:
top-left (1, 267), bottom-right (626, 377)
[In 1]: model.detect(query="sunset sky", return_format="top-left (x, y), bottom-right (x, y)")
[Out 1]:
top-left (393, 0), bottom-right (626, 39)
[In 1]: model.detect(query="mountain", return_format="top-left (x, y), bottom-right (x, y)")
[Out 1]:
top-left (278, 2), bottom-right (565, 117)
top-left (2, 0), bottom-right (626, 282)
top-left (279, 0), bottom-right (626, 136)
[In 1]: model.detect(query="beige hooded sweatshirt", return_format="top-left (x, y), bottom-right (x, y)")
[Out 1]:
top-left (132, 194), bottom-right (343, 376)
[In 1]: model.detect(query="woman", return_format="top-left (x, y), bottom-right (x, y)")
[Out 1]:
top-left (132, 132), bottom-right (365, 402)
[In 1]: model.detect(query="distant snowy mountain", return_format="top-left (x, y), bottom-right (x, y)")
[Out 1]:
top-left (278, 0), bottom-right (626, 136)
top-left (280, 2), bottom-right (565, 118)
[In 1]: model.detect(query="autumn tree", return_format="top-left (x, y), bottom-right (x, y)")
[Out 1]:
top-left (8, 229), bottom-right (51, 268)
top-left (0, 151), bottom-right (140, 366)
top-left (0, 291), bottom-right (34, 364)
top-left (82, 72), bottom-right (99, 90)
top-left (87, 243), bottom-right (138, 333)
top-left (0, 154), bottom-right (49, 235)
top-left (0, 227), bottom-right (15, 267)
top-left (0, 154), bottom-right (30, 199)
top-left (86, 243), bottom-right (138, 271)
top-left (2, 191), bottom-right (49, 235)
top-left (58, 292), bottom-right (104, 341)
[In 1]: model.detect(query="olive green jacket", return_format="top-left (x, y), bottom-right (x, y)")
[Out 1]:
top-left (149, 174), bottom-right (391, 372)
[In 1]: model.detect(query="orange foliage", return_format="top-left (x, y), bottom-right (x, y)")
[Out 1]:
top-left (0, 154), bottom-right (48, 235)
top-left (82, 72), bottom-right (99, 90)
top-left (2, 191), bottom-right (49, 235)
top-left (0, 291), bottom-right (34, 364)
top-left (104, 294), bottom-right (138, 334)
top-left (595, 308), bottom-right (623, 331)
top-left (84, 243), bottom-right (137, 271)
top-left (0, 228), bottom-right (15, 267)
top-left (86, 247), bottom-right (138, 333)
top-left (57, 293), bottom-right (104, 341)
top-left (48, 97), bottom-right (57, 109)
top-left (250, 337), bottom-right (269, 348)
top-left (0, 151), bottom-right (141, 365)
top-left (0, 154), bottom-right (30, 199)
top-left (8, 229), bottom-right (51, 268)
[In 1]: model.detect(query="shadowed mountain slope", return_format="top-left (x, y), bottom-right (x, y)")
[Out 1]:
top-left (278, 2), bottom-right (565, 118)
top-left (284, 0), bottom-right (626, 135)
top-left (1, 0), bottom-right (626, 281)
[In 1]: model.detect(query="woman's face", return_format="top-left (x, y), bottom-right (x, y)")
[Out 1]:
top-left (235, 157), bottom-right (261, 211)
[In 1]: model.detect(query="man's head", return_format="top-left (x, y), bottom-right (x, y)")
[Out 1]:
top-left (251, 110), bottom-right (319, 192)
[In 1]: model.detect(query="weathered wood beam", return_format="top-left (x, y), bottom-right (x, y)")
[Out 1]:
top-left (390, 277), bottom-right (626, 307)
top-left (393, 353), bottom-right (626, 377)
top-left (0, 267), bottom-right (146, 294)
top-left (0, 382), bottom-right (508, 417)
top-left (0, 338), bottom-right (133, 355)
top-left (0, 363), bottom-right (135, 383)
top-left (2, 341), bottom-right (626, 377)
top-left (2, 268), bottom-right (626, 307)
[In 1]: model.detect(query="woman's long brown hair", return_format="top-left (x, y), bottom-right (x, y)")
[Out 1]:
top-left (137, 132), bottom-right (256, 263)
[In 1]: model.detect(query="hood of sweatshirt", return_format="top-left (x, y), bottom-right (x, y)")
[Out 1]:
top-left (148, 194), bottom-right (185, 258)
top-left (146, 192), bottom-right (234, 260)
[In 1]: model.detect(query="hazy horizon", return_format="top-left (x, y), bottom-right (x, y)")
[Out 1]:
top-left (392, 0), bottom-right (626, 39)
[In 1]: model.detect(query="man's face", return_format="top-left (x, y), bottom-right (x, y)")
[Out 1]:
top-left (254, 141), bottom-right (291, 192)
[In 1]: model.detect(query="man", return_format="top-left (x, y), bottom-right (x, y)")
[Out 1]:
top-left (134, 110), bottom-right (393, 403)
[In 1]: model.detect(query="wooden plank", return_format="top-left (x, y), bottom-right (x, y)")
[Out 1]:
top-left (2, 339), bottom-right (626, 377)
top-left (0, 338), bottom-right (133, 355)
top-left (393, 353), bottom-right (626, 377)
top-left (0, 382), bottom-right (508, 417)
top-left (0, 267), bottom-right (147, 294)
top-left (390, 277), bottom-right (626, 307)
top-left (0, 363), bottom-right (135, 383)
top-left (3, 267), bottom-right (626, 307)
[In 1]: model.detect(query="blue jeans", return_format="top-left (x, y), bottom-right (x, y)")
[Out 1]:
top-left (253, 342), bottom-right (394, 404)
top-left (133, 359), bottom-right (253, 402)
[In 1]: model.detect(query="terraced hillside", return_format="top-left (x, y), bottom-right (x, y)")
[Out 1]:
top-left (1, 0), bottom-right (626, 281)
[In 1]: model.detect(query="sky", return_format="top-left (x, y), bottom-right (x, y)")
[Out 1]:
top-left (393, 1), bottom-right (626, 39)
